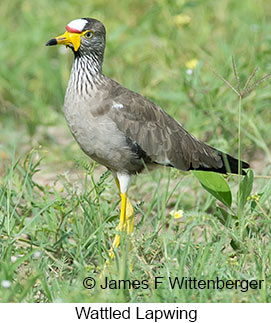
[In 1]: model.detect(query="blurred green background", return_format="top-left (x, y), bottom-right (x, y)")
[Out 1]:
top-left (0, 0), bottom-right (271, 303)
top-left (1, 0), bottom-right (271, 164)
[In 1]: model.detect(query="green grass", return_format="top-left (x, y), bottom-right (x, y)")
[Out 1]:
top-left (1, 0), bottom-right (271, 302)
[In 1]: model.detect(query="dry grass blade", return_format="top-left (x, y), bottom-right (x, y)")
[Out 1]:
top-left (212, 68), bottom-right (240, 96)
top-left (232, 56), bottom-right (240, 93)
top-left (241, 73), bottom-right (271, 98)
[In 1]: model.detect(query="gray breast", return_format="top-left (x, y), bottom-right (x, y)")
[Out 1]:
top-left (64, 85), bottom-right (144, 173)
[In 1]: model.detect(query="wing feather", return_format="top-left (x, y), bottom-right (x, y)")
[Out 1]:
top-left (105, 85), bottom-right (222, 171)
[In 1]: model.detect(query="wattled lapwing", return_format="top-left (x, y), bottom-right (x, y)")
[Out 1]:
top-left (46, 18), bottom-right (249, 261)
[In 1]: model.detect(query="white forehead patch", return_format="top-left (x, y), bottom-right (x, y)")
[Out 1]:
top-left (67, 19), bottom-right (88, 32)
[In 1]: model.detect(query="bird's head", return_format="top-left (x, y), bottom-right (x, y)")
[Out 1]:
top-left (46, 18), bottom-right (106, 56)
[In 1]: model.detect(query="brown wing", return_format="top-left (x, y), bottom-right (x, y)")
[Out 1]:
top-left (106, 85), bottom-right (223, 171)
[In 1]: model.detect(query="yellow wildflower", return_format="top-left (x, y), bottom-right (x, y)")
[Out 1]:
top-left (185, 59), bottom-right (199, 70)
top-left (173, 14), bottom-right (191, 27)
top-left (170, 209), bottom-right (184, 219)
top-left (248, 194), bottom-right (260, 202)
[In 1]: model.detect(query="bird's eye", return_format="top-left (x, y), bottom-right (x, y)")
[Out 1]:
top-left (83, 30), bottom-right (94, 39)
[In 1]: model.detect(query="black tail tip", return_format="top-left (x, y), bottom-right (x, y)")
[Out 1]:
top-left (221, 152), bottom-right (249, 175)
top-left (190, 153), bottom-right (250, 175)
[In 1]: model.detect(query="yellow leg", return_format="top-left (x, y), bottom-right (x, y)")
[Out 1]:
top-left (125, 197), bottom-right (134, 272)
top-left (114, 178), bottom-right (134, 235)
top-left (100, 178), bottom-right (134, 277)
top-left (107, 179), bottom-right (134, 260)
top-left (109, 193), bottom-right (127, 257)
top-left (126, 197), bottom-right (134, 235)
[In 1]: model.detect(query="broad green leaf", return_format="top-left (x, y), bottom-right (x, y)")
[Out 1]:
top-left (238, 169), bottom-right (254, 209)
top-left (193, 171), bottom-right (232, 208)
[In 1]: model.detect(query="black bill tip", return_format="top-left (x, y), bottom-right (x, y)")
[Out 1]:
top-left (46, 38), bottom-right (57, 46)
